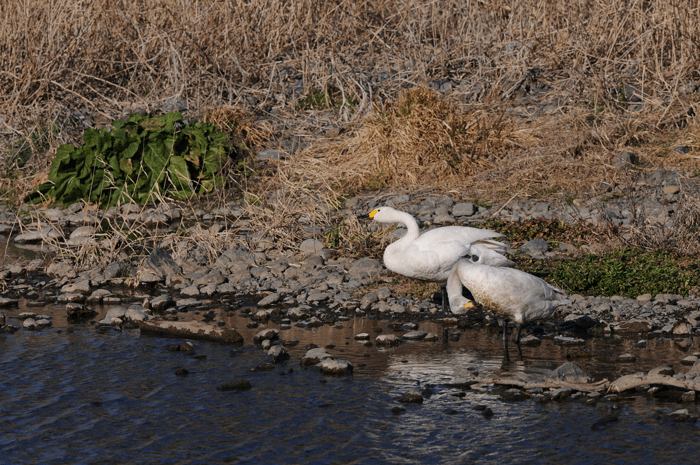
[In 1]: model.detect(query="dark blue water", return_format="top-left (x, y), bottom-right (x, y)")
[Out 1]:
top-left (1, 312), bottom-right (699, 465)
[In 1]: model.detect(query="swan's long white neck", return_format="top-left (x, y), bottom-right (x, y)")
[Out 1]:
top-left (384, 210), bottom-right (421, 255)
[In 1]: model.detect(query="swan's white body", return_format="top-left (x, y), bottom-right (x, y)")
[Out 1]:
top-left (447, 257), bottom-right (570, 325)
top-left (368, 206), bottom-right (514, 286)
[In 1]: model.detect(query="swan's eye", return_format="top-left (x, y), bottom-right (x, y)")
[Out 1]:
top-left (470, 254), bottom-right (479, 262)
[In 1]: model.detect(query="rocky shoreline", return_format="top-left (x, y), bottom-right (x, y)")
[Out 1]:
top-left (2, 170), bottom-right (700, 411)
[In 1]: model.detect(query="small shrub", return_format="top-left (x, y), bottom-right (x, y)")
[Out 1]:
top-left (25, 112), bottom-right (230, 207)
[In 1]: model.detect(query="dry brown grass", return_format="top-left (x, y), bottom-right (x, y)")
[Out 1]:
top-left (3, 0), bottom-right (700, 257)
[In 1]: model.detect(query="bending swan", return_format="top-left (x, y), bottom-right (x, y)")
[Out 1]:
top-left (447, 253), bottom-right (570, 358)
top-left (367, 206), bottom-right (515, 311)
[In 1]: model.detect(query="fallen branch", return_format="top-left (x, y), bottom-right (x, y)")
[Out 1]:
top-left (474, 375), bottom-right (610, 393)
top-left (609, 372), bottom-right (700, 393)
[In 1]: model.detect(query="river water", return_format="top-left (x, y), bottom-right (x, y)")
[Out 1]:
top-left (2, 300), bottom-right (700, 465)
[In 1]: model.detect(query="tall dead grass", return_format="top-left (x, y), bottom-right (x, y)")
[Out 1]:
top-left (3, 0), bottom-right (700, 256)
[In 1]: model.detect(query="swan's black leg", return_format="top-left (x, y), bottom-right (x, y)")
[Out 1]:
top-left (502, 318), bottom-right (510, 361)
top-left (515, 323), bottom-right (523, 360)
top-left (441, 286), bottom-right (448, 313)
top-left (515, 323), bottom-right (523, 344)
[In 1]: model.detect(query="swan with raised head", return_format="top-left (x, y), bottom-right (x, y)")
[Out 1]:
top-left (447, 252), bottom-right (570, 358)
top-left (366, 206), bottom-right (515, 311)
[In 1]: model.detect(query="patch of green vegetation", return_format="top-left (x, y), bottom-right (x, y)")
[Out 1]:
top-left (296, 85), bottom-right (358, 112)
top-left (523, 248), bottom-right (700, 297)
top-left (482, 218), bottom-right (596, 248)
top-left (25, 112), bottom-right (230, 208)
top-left (565, 194), bottom-right (577, 205)
top-left (366, 173), bottom-right (385, 191)
top-left (472, 199), bottom-right (492, 209)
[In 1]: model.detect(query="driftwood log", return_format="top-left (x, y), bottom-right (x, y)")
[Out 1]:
top-left (473, 375), bottom-right (610, 393)
top-left (609, 372), bottom-right (700, 393)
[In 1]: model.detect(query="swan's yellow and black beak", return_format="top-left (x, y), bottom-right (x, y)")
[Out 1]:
top-left (359, 209), bottom-right (379, 220)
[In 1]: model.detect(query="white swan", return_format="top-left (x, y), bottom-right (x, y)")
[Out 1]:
top-left (447, 253), bottom-right (570, 358)
top-left (366, 206), bottom-right (515, 310)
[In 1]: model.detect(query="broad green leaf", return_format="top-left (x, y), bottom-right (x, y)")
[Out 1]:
top-left (82, 128), bottom-right (101, 148)
top-left (163, 111), bottom-right (183, 126)
top-left (48, 145), bottom-right (75, 181)
top-left (167, 156), bottom-right (193, 199)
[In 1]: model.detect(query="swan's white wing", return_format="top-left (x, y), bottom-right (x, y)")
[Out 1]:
top-left (418, 226), bottom-right (505, 249)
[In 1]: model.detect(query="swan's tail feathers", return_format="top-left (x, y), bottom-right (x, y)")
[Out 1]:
top-left (477, 239), bottom-right (509, 251)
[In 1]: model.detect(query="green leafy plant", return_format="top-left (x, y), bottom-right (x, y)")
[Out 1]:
top-left (26, 112), bottom-right (230, 207)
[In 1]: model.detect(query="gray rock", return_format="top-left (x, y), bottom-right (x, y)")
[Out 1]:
top-left (46, 262), bottom-right (77, 279)
top-left (258, 293), bottom-right (282, 307)
top-left (613, 151), bottom-right (639, 169)
top-left (23, 318), bottom-right (37, 329)
top-left (347, 257), bottom-right (384, 278)
top-left (66, 226), bottom-right (96, 247)
top-left (217, 380), bottom-right (252, 391)
top-left (253, 328), bottom-right (279, 344)
top-left (14, 226), bottom-right (59, 244)
top-left (318, 359), bottom-right (353, 375)
top-left (546, 362), bottom-right (590, 384)
top-left (376, 334), bottom-right (400, 346)
top-left (402, 330), bottom-right (427, 340)
top-left (151, 294), bottom-right (175, 311)
top-left (256, 149), bottom-right (283, 161)
top-left (61, 279), bottom-right (91, 295)
top-left (520, 238), bottom-right (549, 253)
top-left (214, 248), bottom-right (257, 269)
top-left (180, 285), bottom-right (200, 297)
top-left (519, 334), bottom-right (541, 346)
top-left (648, 365), bottom-right (674, 376)
top-left (669, 408), bottom-right (691, 422)
top-left (0, 297), bottom-right (18, 308)
top-left (268, 345), bottom-right (290, 363)
top-left (655, 294), bottom-right (682, 305)
top-left (86, 289), bottom-right (112, 304)
top-left (300, 239), bottom-right (324, 255)
top-left (550, 387), bottom-right (573, 400)
top-left (194, 270), bottom-right (226, 287)
top-left (307, 292), bottom-right (330, 303)
top-left (104, 261), bottom-right (131, 280)
top-left (398, 390), bottom-right (424, 403)
top-left (66, 303), bottom-right (97, 319)
top-left (125, 306), bottom-right (149, 322)
top-left (301, 347), bottom-right (332, 366)
top-left (452, 202), bottom-right (477, 217)
top-left (57, 293), bottom-right (85, 303)
top-left (140, 248), bottom-right (182, 283)
top-left (99, 306), bottom-right (128, 325)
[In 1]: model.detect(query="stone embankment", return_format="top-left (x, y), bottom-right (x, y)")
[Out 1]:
top-left (1, 166), bottom-right (700, 403)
